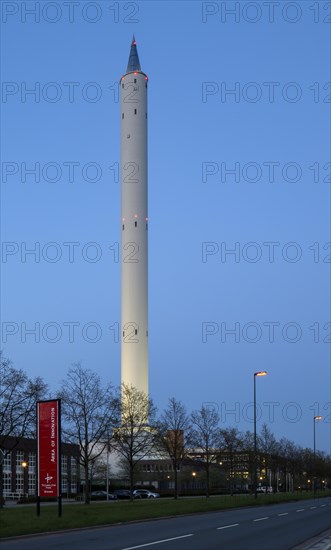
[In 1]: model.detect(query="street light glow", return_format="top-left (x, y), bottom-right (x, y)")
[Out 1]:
top-left (255, 371), bottom-right (268, 377)
top-left (314, 415), bottom-right (323, 421)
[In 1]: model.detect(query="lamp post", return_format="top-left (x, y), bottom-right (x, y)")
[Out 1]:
top-left (254, 371), bottom-right (267, 499)
top-left (313, 415), bottom-right (322, 495)
top-left (21, 461), bottom-right (28, 498)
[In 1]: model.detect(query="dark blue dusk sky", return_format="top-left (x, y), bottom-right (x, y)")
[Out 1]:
top-left (1, 1), bottom-right (330, 452)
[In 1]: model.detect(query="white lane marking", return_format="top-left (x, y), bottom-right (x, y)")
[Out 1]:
top-left (253, 517), bottom-right (269, 522)
top-left (278, 513), bottom-right (288, 516)
top-left (217, 523), bottom-right (240, 530)
top-left (296, 509), bottom-right (305, 512)
top-left (310, 506), bottom-right (317, 509)
top-left (122, 534), bottom-right (194, 550)
top-left (320, 504), bottom-right (326, 507)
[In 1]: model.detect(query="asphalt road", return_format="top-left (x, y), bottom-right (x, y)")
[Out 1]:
top-left (2, 497), bottom-right (331, 550)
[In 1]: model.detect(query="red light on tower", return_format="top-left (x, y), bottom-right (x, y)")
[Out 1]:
top-left (134, 214), bottom-right (138, 219)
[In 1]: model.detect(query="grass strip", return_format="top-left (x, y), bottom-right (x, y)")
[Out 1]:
top-left (1, 491), bottom-right (330, 539)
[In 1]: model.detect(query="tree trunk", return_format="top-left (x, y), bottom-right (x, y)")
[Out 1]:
top-left (0, 461), bottom-right (4, 508)
top-left (130, 463), bottom-right (134, 501)
top-left (84, 462), bottom-right (90, 504)
top-left (206, 463), bottom-right (210, 498)
top-left (174, 466), bottom-right (178, 499)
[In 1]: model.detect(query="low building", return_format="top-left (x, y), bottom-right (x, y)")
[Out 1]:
top-left (1, 436), bottom-right (80, 499)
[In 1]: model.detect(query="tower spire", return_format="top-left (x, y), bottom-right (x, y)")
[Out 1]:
top-left (126, 34), bottom-right (141, 73)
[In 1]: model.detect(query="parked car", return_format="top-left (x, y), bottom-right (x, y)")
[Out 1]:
top-left (256, 486), bottom-right (273, 494)
top-left (91, 491), bottom-right (117, 500)
top-left (133, 489), bottom-right (160, 499)
top-left (113, 489), bottom-right (141, 499)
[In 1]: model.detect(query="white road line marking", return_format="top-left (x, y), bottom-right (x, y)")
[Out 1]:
top-left (253, 517), bottom-right (269, 522)
top-left (310, 506), bottom-right (317, 509)
top-left (296, 509), bottom-right (305, 512)
top-left (217, 523), bottom-right (240, 530)
top-left (320, 504), bottom-right (326, 507)
top-left (122, 534), bottom-right (194, 550)
top-left (278, 513), bottom-right (288, 516)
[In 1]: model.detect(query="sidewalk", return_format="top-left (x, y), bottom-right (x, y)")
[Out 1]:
top-left (292, 529), bottom-right (331, 550)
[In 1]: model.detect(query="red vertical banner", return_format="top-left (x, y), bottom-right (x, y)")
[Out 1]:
top-left (37, 399), bottom-right (61, 498)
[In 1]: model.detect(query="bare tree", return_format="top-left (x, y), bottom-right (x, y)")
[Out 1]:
top-left (158, 397), bottom-right (191, 499)
top-left (58, 363), bottom-right (118, 504)
top-left (258, 423), bottom-right (278, 488)
top-left (111, 384), bottom-right (158, 499)
top-left (190, 406), bottom-right (220, 497)
top-left (0, 354), bottom-right (47, 506)
top-left (219, 427), bottom-right (244, 496)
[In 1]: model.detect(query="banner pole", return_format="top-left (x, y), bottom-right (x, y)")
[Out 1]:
top-left (58, 399), bottom-right (62, 517)
top-left (36, 402), bottom-right (40, 516)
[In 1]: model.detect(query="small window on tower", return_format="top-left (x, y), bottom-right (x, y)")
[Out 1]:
top-left (127, 134), bottom-right (130, 138)
top-left (134, 78), bottom-right (137, 83)
top-left (134, 108), bottom-right (137, 115)
top-left (122, 224), bottom-right (124, 230)
top-left (135, 329), bottom-right (138, 335)
top-left (135, 221), bottom-right (137, 227)
top-left (145, 83), bottom-right (147, 88)
top-left (122, 331), bottom-right (124, 337)
top-left (122, 113), bottom-right (124, 119)
top-left (146, 113), bottom-right (147, 118)
top-left (122, 83), bottom-right (124, 89)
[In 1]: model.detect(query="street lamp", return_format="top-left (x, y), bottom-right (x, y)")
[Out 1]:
top-left (313, 415), bottom-right (322, 495)
top-left (254, 371), bottom-right (268, 499)
top-left (21, 461), bottom-right (28, 498)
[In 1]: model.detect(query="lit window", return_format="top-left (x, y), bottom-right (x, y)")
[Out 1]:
top-left (3, 452), bottom-right (11, 471)
top-left (16, 473), bottom-right (24, 493)
top-left (16, 450), bottom-right (24, 470)
top-left (3, 473), bottom-right (11, 496)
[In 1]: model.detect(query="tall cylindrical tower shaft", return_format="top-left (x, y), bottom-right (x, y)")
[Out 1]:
top-left (120, 37), bottom-right (148, 396)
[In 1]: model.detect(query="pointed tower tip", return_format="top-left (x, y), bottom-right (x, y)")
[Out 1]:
top-left (127, 35), bottom-right (141, 73)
